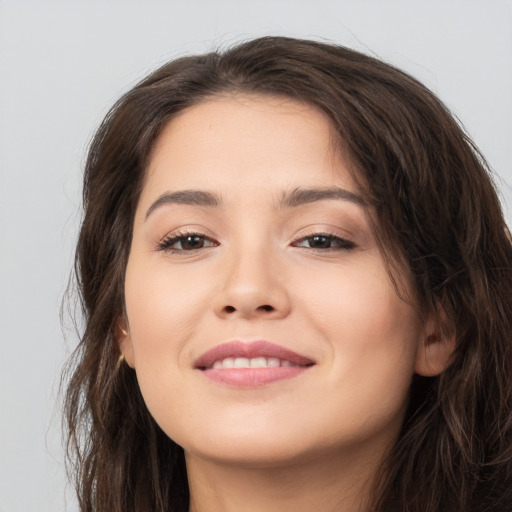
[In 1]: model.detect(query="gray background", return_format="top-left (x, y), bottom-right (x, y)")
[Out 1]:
top-left (1, 1), bottom-right (511, 511)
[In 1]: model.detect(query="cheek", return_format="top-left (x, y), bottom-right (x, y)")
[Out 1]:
top-left (123, 260), bottom-right (208, 434)
top-left (298, 258), bottom-right (418, 344)
top-left (123, 257), bottom-right (210, 390)
top-left (125, 257), bottom-right (211, 354)
top-left (297, 261), bottom-right (421, 409)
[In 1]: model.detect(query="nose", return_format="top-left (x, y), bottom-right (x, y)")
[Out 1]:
top-left (213, 245), bottom-right (291, 321)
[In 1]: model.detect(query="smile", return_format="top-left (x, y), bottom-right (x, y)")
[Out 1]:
top-left (209, 356), bottom-right (303, 369)
top-left (194, 340), bottom-right (315, 387)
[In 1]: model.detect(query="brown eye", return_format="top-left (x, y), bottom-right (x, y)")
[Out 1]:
top-left (307, 235), bottom-right (332, 249)
top-left (158, 233), bottom-right (217, 252)
top-left (294, 234), bottom-right (356, 251)
top-left (179, 235), bottom-right (207, 250)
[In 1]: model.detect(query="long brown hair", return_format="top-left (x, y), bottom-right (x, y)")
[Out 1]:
top-left (64, 36), bottom-right (512, 512)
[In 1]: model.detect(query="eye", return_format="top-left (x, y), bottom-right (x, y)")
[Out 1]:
top-left (293, 233), bottom-right (356, 251)
top-left (157, 232), bottom-right (218, 252)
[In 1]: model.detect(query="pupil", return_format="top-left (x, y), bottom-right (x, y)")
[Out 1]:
top-left (183, 236), bottom-right (203, 249)
top-left (311, 235), bottom-right (330, 248)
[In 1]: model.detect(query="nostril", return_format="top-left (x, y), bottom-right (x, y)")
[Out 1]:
top-left (222, 304), bottom-right (275, 315)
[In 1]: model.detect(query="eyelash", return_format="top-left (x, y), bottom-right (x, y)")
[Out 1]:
top-left (157, 231), bottom-right (219, 253)
top-left (292, 232), bottom-right (356, 251)
top-left (156, 231), bottom-right (356, 253)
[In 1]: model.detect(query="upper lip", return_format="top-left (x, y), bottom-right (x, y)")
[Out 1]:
top-left (194, 340), bottom-right (316, 369)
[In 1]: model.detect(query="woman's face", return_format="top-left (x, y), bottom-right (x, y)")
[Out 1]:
top-left (121, 94), bottom-right (428, 467)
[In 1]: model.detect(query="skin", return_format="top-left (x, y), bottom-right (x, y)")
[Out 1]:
top-left (119, 94), bottom-right (453, 512)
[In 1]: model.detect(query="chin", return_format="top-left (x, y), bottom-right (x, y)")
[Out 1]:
top-left (185, 437), bottom-right (316, 469)
top-left (169, 417), bottom-right (318, 467)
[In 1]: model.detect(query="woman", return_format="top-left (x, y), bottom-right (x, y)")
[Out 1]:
top-left (64, 36), bottom-right (512, 512)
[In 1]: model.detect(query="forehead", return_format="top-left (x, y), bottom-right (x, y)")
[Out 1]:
top-left (142, 94), bottom-right (356, 195)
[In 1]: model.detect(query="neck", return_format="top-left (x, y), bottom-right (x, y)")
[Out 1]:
top-left (186, 446), bottom-right (385, 512)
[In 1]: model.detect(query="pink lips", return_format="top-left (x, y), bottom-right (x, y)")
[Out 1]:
top-left (194, 340), bottom-right (315, 387)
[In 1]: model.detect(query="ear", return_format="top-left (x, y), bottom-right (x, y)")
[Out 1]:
top-left (414, 302), bottom-right (456, 377)
top-left (117, 317), bottom-right (136, 369)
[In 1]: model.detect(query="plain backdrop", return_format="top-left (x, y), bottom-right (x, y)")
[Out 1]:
top-left (1, 1), bottom-right (511, 511)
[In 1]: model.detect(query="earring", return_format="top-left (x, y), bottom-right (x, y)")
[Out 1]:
top-left (116, 353), bottom-right (125, 371)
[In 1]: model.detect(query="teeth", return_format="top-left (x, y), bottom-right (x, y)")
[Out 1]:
top-left (250, 357), bottom-right (267, 368)
top-left (233, 357), bottom-right (250, 368)
top-left (209, 356), bottom-right (299, 369)
top-left (223, 357), bottom-right (235, 368)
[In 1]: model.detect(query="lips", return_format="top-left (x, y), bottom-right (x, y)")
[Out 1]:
top-left (194, 340), bottom-right (315, 369)
top-left (194, 340), bottom-right (315, 387)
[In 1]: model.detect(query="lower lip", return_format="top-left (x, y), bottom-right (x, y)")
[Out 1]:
top-left (200, 366), bottom-right (312, 387)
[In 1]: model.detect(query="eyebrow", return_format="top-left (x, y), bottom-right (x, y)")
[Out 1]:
top-left (145, 190), bottom-right (221, 219)
top-left (145, 186), bottom-right (365, 219)
top-left (279, 187), bottom-right (365, 209)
